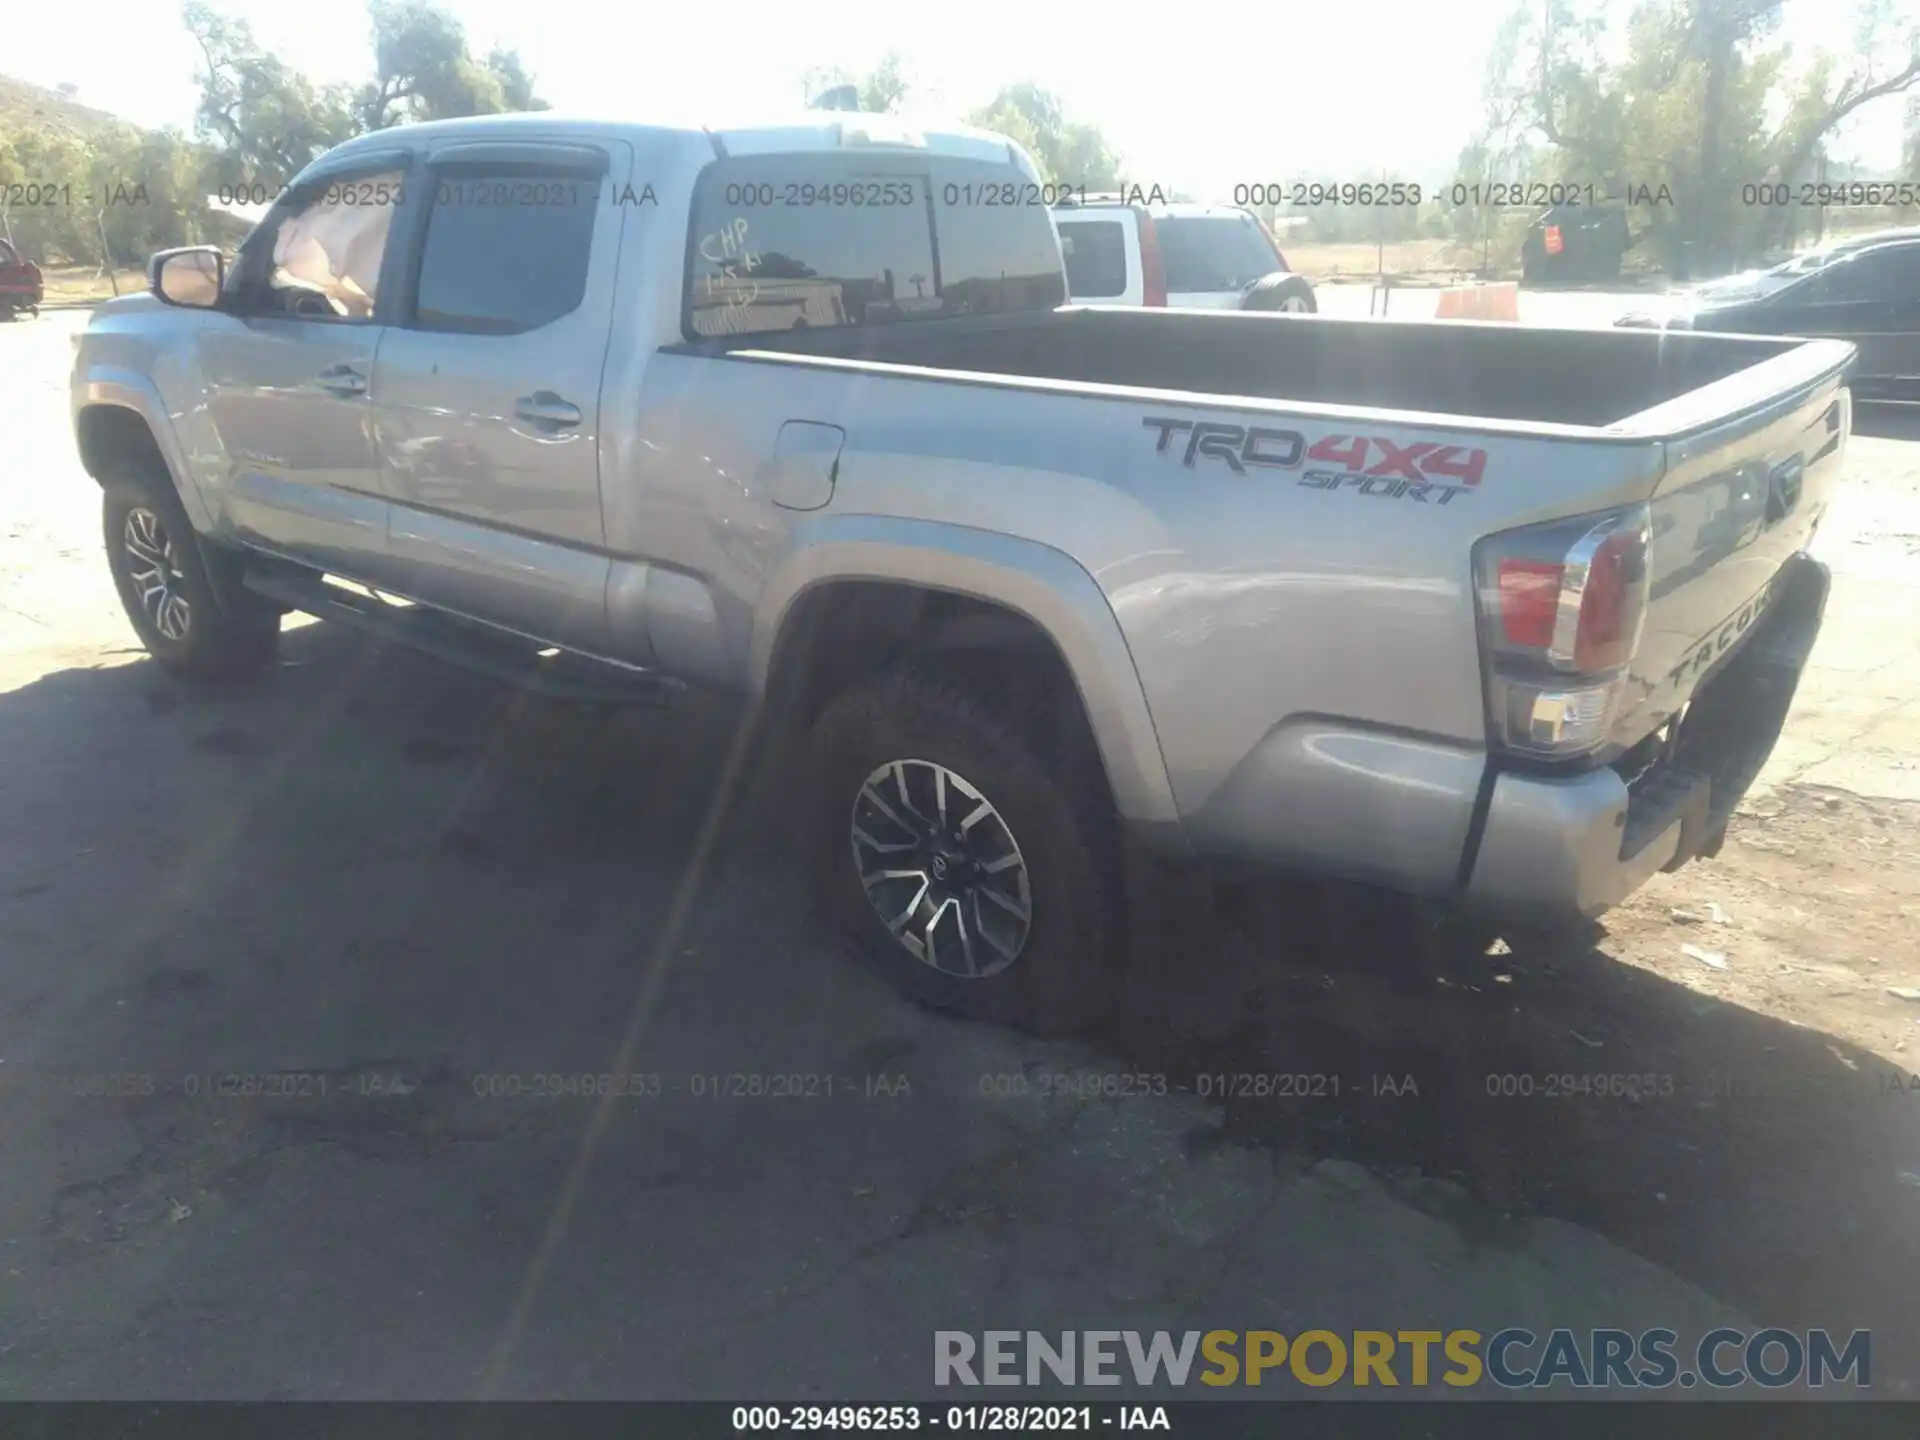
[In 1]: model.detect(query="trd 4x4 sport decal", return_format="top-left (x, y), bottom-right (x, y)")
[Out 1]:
top-left (1142, 417), bottom-right (1487, 504)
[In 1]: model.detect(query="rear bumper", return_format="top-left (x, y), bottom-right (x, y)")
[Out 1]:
top-left (1465, 552), bottom-right (1830, 920)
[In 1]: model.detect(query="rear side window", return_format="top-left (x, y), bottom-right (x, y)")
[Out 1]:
top-left (1158, 215), bottom-right (1283, 293)
top-left (1056, 219), bottom-right (1127, 298)
top-left (412, 166), bottom-right (599, 334)
top-left (1816, 243), bottom-right (1920, 304)
top-left (685, 154), bottom-right (1065, 339)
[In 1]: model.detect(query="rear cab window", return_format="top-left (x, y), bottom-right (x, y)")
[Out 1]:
top-left (684, 153), bottom-right (1065, 339)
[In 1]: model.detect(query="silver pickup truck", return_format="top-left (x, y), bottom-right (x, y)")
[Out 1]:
top-left (71, 112), bottom-right (1851, 1033)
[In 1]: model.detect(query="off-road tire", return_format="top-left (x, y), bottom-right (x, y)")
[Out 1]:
top-left (101, 464), bottom-right (280, 681)
top-left (805, 661), bottom-right (1120, 1036)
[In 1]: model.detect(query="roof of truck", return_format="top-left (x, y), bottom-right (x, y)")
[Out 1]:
top-left (318, 109), bottom-right (1031, 170)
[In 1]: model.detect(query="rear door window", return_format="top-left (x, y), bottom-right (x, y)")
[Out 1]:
top-left (685, 154), bottom-right (1064, 338)
top-left (1158, 215), bottom-right (1281, 293)
top-left (1056, 219), bottom-right (1128, 298)
top-left (410, 166), bottom-right (599, 334)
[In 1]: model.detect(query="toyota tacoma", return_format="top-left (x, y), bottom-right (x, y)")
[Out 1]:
top-left (71, 111), bottom-right (1850, 1032)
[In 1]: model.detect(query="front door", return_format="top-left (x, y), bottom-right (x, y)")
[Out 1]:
top-left (199, 158), bottom-right (411, 573)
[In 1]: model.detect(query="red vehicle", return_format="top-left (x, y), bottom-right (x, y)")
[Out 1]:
top-left (0, 239), bottom-right (44, 319)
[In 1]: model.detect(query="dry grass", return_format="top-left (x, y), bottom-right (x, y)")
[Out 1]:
top-left (38, 266), bottom-right (150, 306)
top-left (1282, 236), bottom-right (1490, 281)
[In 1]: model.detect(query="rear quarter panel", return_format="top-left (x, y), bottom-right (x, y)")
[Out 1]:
top-left (620, 351), bottom-right (1665, 819)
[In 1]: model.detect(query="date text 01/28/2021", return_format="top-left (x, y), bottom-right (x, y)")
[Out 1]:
top-left (731, 1405), bottom-right (1167, 1432)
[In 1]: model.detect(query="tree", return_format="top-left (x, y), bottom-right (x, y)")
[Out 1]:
top-left (965, 83), bottom-right (1123, 188)
top-left (357, 1), bottom-right (546, 130)
top-left (184, 1), bottom-right (357, 189)
top-left (801, 52), bottom-right (911, 113)
top-left (1481, 0), bottom-right (1920, 275)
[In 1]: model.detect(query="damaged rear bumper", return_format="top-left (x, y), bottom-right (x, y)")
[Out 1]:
top-left (1465, 553), bottom-right (1830, 920)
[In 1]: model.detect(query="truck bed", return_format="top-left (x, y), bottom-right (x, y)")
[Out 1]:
top-left (738, 306), bottom-right (1808, 431)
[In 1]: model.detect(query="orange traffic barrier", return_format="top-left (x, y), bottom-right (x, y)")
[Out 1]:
top-left (1434, 282), bottom-right (1520, 322)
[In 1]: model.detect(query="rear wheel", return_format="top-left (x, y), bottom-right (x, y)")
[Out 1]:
top-left (102, 466), bottom-right (280, 681)
top-left (805, 662), bottom-right (1119, 1036)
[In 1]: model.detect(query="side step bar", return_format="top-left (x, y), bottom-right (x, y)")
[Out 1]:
top-left (243, 563), bottom-right (683, 707)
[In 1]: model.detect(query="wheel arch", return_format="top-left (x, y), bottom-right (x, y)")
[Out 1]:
top-left (72, 373), bottom-right (214, 532)
top-left (751, 516), bottom-right (1186, 846)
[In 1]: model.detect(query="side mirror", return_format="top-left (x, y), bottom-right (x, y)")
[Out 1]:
top-left (150, 246), bottom-right (225, 309)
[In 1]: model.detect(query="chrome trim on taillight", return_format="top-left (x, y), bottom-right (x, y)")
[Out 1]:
top-left (1547, 506), bottom-right (1651, 671)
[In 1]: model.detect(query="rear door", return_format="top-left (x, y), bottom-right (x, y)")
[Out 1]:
top-left (1056, 214), bottom-right (1138, 305)
top-left (371, 139), bottom-right (630, 651)
top-left (1158, 213), bottom-right (1280, 309)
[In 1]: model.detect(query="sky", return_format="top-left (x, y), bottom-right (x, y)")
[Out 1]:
top-left (8, 0), bottom-right (1913, 197)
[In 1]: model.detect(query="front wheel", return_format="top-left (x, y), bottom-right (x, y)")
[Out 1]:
top-left (805, 663), bottom-right (1119, 1036)
top-left (102, 470), bottom-right (280, 680)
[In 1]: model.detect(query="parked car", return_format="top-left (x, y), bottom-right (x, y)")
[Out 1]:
top-left (0, 239), bottom-right (44, 319)
top-left (1520, 202), bottom-right (1632, 284)
top-left (1618, 236), bottom-right (1920, 402)
top-left (1696, 226), bottom-right (1920, 297)
top-left (73, 112), bottom-right (1848, 1034)
top-left (1052, 198), bottom-right (1316, 312)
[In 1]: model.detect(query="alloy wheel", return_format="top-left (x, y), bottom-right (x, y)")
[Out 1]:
top-left (850, 758), bottom-right (1033, 979)
top-left (123, 507), bottom-right (192, 641)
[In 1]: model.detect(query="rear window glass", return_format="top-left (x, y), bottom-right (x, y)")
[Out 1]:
top-left (685, 155), bottom-right (1064, 339)
top-left (1158, 215), bottom-right (1282, 294)
top-left (0, 240), bottom-right (18, 265)
top-left (1057, 219), bottom-right (1127, 298)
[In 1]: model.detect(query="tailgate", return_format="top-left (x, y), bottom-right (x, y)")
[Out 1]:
top-left (1607, 355), bottom-right (1851, 752)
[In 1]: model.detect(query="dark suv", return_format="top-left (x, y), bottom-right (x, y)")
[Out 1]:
top-left (1520, 203), bottom-right (1631, 284)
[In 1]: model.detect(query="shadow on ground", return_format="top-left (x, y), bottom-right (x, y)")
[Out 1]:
top-left (1, 623), bottom-right (1914, 1386)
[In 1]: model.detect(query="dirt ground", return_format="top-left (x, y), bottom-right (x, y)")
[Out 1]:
top-left (2, 308), bottom-right (1917, 1399)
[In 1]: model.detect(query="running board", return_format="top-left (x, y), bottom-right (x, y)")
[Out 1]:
top-left (243, 564), bottom-right (683, 706)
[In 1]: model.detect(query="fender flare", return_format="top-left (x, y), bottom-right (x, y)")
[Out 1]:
top-left (72, 369), bottom-right (215, 533)
top-left (750, 514), bottom-right (1184, 835)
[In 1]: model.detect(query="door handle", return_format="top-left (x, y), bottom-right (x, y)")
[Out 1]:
top-left (315, 364), bottom-right (367, 397)
top-left (514, 392), bottom-right (583, 431)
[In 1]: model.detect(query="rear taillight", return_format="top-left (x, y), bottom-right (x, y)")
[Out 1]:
top-left (1474, 505), bottom-right (1651, 759)
top-left (1544, 224), bottom-right (1565, 256)
top-left (1136, 211), bottom-right (1168, 307)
